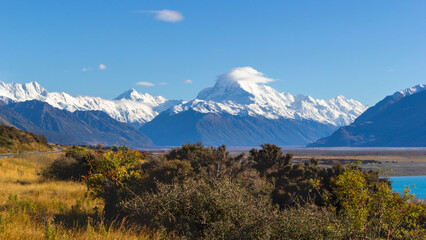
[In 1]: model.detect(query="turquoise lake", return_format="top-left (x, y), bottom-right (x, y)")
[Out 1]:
top-left (389, 176), bottom-right (426, 200)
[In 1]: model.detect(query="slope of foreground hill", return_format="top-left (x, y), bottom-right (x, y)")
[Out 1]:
top-left (310, 84), bottom-right (426, 147)
top-left (0, 100), bottom-right (153, 148)
top-left (0, 123), bottom-right (51, 153)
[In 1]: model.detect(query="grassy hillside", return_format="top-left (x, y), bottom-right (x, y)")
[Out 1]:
top-left (0, 152), bottom-right (156, 239)
top-left (0, 124), bottom-right (51, 154)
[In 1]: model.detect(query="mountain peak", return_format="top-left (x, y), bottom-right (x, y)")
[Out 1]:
top-left (0, 81), bottom-right (48, 102)
top-left (115, 88), bottom-right (168, 107)
top-left (394, 84), bottom-right (426, 99)
top-left (196, 67), bottom-right (282, 105)
top-left (115, 88), bottom-right (158, 101)
top-left (175, 67), bottom-right (368, 126)
top-left (114, 88), bottom-right (141, 100)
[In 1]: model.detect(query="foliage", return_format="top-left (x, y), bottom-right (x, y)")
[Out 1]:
top-left (126, 177), bottom-right (278, 240)
top-left (84, 146), bottom-right (148, 219)
top-left (330, 165), bottom-right (426, 239)
top-left (42, 146), bottom-right (93, 181)
top-left (0, 152), bottom-right (156, 240)
top-left (249, 143), bottom-right (293, 173)
top-left (61, 142), bottom-right (426, 239)
top-left (249, 144), bottom-right (344, 208)
top-left (0, 124), bottom-right (51, 153)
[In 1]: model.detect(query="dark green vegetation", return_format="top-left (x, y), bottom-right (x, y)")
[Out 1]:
top-left (0, 123), bottom-right (51, 153)
top-left (47, 143), bottom-right (426, 240)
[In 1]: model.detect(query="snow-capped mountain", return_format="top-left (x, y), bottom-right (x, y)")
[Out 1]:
top-left (391, 84), bottom-right (425, 100)
top-left (0, 100), bottom-right (153, 147)
top-left (141, 67), bottom-right (368, 146)
top-left (0, 67), bottom-right (369, 146)
top-left (0, 81), bottom-right (180, 127)
top-left (310, 84), bottom-right (426, 147)
top-left (169, 67), bottom-right (367, 126)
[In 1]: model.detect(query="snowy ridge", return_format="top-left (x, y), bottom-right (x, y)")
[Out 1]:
top-left (0, 81), bottom-right (179, 126)
top-left (392, 84), bottom-right (426, 100)
top-left (170, 67), bottom-right (368, 126)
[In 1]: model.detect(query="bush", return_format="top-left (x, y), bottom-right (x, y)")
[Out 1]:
top-left (125, 177), bottom-right (278, 240)
top-left (330, 166), bottom-right (426, 239)
top-left (42, 157), bottom-right (83, 181)
top-left (84, 147), bottom-right (147, 219)
top-left (69, 143), bottom-right (426, 239)
top-left (42, 146), bottom-right (93, 181)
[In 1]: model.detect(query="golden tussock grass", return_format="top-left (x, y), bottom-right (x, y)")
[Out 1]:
top-left (0, 152), bottom-right (157, 240)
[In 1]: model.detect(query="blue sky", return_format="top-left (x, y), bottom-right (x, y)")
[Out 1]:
top-left (0, 0), bottom-right (425, 105)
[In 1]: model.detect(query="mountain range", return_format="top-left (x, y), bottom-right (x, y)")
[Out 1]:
top-left (0, 67), bottom-right (368, 147)
top-left (310, 84), bottom-right (426, 147)
top-left (0, 81), bottom-right (180, 127)
top-left (141, 67), bottom-right (367, 146)
top-left (0, 100), bottom-right (152, 147)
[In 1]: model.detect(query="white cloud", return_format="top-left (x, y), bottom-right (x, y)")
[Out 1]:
top-left (99, 64), bottom-right (107, 70)
top-left (217, 67), bottom-right (275, 85)
top-left (136, 81), bottom-right (155, 87)
top-left (82, 68), bottom-right (88, 72)
top-left (136, 9), bottom-right (184, 22)
top-left (184, 79), bottom-right (193, 84)
top-left (158, 82), bottom-right (167, 85)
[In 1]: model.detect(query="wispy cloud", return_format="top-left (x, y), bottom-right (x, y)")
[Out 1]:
top-left (134, 9), bottom-right (184, 23)
top-left (136, 81), bottom-right (155, 87)
top-left (184, 79), bottom-right (193, 84)
top-left (99, 64), bottom-right (107, 70)
top-left (158, 82), bottom-right (167, 85)
top-left (82, 68), bottom-right (88, 72)
top-left (386, 68), bottom-right (395, 72)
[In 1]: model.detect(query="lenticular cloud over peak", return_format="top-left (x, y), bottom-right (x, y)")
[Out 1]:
top-left (217, 67), bottom-right (275, 85)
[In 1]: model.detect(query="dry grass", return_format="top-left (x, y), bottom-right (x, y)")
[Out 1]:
top-left (0, 153), bottom-right (157, 240)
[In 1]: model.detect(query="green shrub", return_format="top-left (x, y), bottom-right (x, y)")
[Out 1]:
top-left (76, 143), bottom-right (426, 239)
top-left (330, 166), bottom-right (426, 239)
top-left (84, 147), bottom-right (147, 219)
top-left (42, 156), bottom-right (83, 181)
top-left (43, 146), bottom-right (93, 181)
top-left (125, 177), bottom-right (278, 240)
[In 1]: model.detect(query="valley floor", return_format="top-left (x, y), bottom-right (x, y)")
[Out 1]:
top-left (294, 153), bottom-right (426, 177)
top-left (145, 147), bottom-right (426, 176)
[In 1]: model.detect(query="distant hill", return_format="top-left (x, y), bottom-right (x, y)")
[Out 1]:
top-left (0, 124), bottom-right (51, 153)
top-left (309, 84), bottom-right (426, 147)
top-left (141, 109), bottom-right (337, 146)
top-left (0, 100), bottom-right (153, 148)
